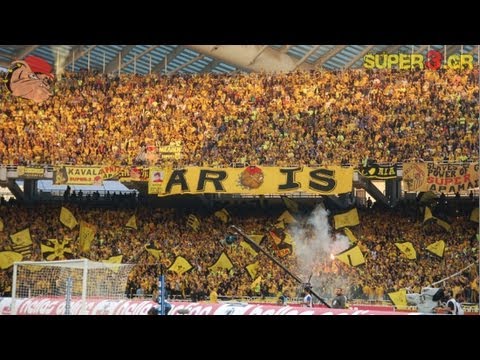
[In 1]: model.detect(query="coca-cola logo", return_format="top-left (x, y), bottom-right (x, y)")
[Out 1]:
top-left (0, 298), bottom-right (419, 315)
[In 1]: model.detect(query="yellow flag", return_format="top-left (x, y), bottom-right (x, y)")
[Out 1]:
top-left (125, 214), bottom-right (137, 230)
top-left (102, 255), bottom-right (123, 273)
top-left (214, 208), bottom-right (231, 224)
top-left (208, 252), bottom-right (233, 272)
top-left (387, 289), bottom-right (407, 308)
top-left (239, 241), bottom-right (258, 256)
top-left (41, 239), bottom-right (73, 261)
top-left (419, 191), bottom-right (437, 204)
top-left (269, 228), bottom-right (283, 245)
top-left (425, 207), bottom-right (451, 231)
top-left (0, 251), bottom-right (23, 269)
top-left (344, 228), bottom-right (357, 243)
top-left (168, 256), bottom-right (193, 275)
top-left (10, 228), bottom-right (32, 247)
top-left (274, 219), bottom-right (285, 229)
top-left (395, 242), bottom-right (417, 260)
top-left (334, 208), bottom-right (360, 229)
top-left (424, 207), bottom-right (433, 222)
top-left (426, 240), bottom-right (445, 258)
top-left (277, 211), bottom-right (297, 225)
top-left (248, 235), bottom-right (265, 246)
top-left (245, 262), bottom-right (259, 279)
top-left (186, 214), bottom-right (200, 231)
top-left (60, 207), bottom-right (78, 229)
top-left (145, 245), bottom-right (162, 259)
top-left (79, 221), bottom-right (96, 253)
top-left (281, 196), bottom-right (299, 214)
top-left (435, 218), bottom-right (451, 232)
top-left (102, 255), bottom-right (123, 264)
top-left (0, 218), bottom-right (4, 232)
top-left (470, 207), bottom-right (479, 223)
top-left (335, 245), bottom-right (365, 267)
top-left (251, 276), bottom-right (262, 292)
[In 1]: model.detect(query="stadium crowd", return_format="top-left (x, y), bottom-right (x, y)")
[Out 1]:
top-left (0, 67), bottom-right (478, 167)
top-left (0, 199), bottom-right (477, 304)
top-left (0, 66), bottom-right (478, 307)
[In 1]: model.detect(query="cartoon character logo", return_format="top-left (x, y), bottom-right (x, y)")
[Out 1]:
top-left (239, 166), bottom-right (264, 189)
top-left (4, 55), bottom-right (53, 103)
top-left (53, 167), bottom-right (68, 185)
top-left (403, 163), bottom-right (426, 192)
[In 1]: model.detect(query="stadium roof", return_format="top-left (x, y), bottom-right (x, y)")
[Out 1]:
top-left (0, 45), bottom-right (478, 75)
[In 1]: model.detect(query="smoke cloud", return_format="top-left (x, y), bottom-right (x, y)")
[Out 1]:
top-left (289, 204), bottom-right (352, 300)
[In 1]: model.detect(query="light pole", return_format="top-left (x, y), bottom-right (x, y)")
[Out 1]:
top-left (229, 225), bottom-right (331, 308)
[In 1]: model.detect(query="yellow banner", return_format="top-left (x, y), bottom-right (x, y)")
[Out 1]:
top-left (168, 256), bottom-right (193, 275)
top-left (334, 208), bottom-right (360, 229)
top-left (154, 166), bottom-right (352, 197)
top-left (426, 240), bottom-right (445, 258)
top-left (335, 245), bottom-right (365, 267)
top-left (100, 166), bottom-right (150, 182)
top-left (17, 166), bottom-right (45, 179)
top-left (60, 207), bottom-right (78, 230)
top-left (157, 143), bottom-right (183, 160)
top-left (388, 289), bottom-right (407, 308)
top-left (395, 242), bottom-right (417, 260)
top-left (208, 252), bottom-right (233, 272)
top-left (404, 162), bottom-right (479, 194)
top-left (10, 228), bottom-right (32, 247)
top-left (53, 166), bottom-right (103, 185)
top-left (79, 221), bottom-right (96, 253)
top-left (0, 251), bottom-right (23, 269)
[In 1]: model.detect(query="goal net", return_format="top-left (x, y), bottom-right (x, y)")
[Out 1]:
top-left (11, 259), bottom-right (135, 315)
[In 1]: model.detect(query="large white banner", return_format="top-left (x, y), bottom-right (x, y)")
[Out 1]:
top-left (0, 297), bottom-right (417, 315)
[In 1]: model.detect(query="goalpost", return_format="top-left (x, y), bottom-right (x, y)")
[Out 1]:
top-left (11, 259), bottom-right (135, 315)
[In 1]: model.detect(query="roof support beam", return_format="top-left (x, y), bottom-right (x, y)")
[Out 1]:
top-left (14, 45), bottom-right (39, 60)
top-left (383, 45), bottom-right (402, 53)
top-left (105, 45), bottom-right (136, 74)
top-left (117, 45), bottom-right (158, 73)
top-left (152, 45), bottom-right (185, 73)
top-left (201, 59), bottom-right (221, 73)
top-left (64, 45), bottom-right (97, 69)
top-left (186, 45), bottom-right (313, 72)
top-left (446, 45), bottom-right (461, 57)
top-left (248, 45), bottom-right (269, 65)
top-left (314, 45), bottom-right (348, 67)
top-left (281, 45), bottom-right (292, 53)
top-left (344, 45), bottom-right (375, 69)
top-left (169, 55), bottom-right (204, 75)
top-left (293, 45), bottom-right (320, 70)
top-left (416, 45), bottom-right (428, 53)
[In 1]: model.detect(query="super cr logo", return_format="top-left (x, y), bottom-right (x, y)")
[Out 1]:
top-left (364, 51), bottom-right (474, 70)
